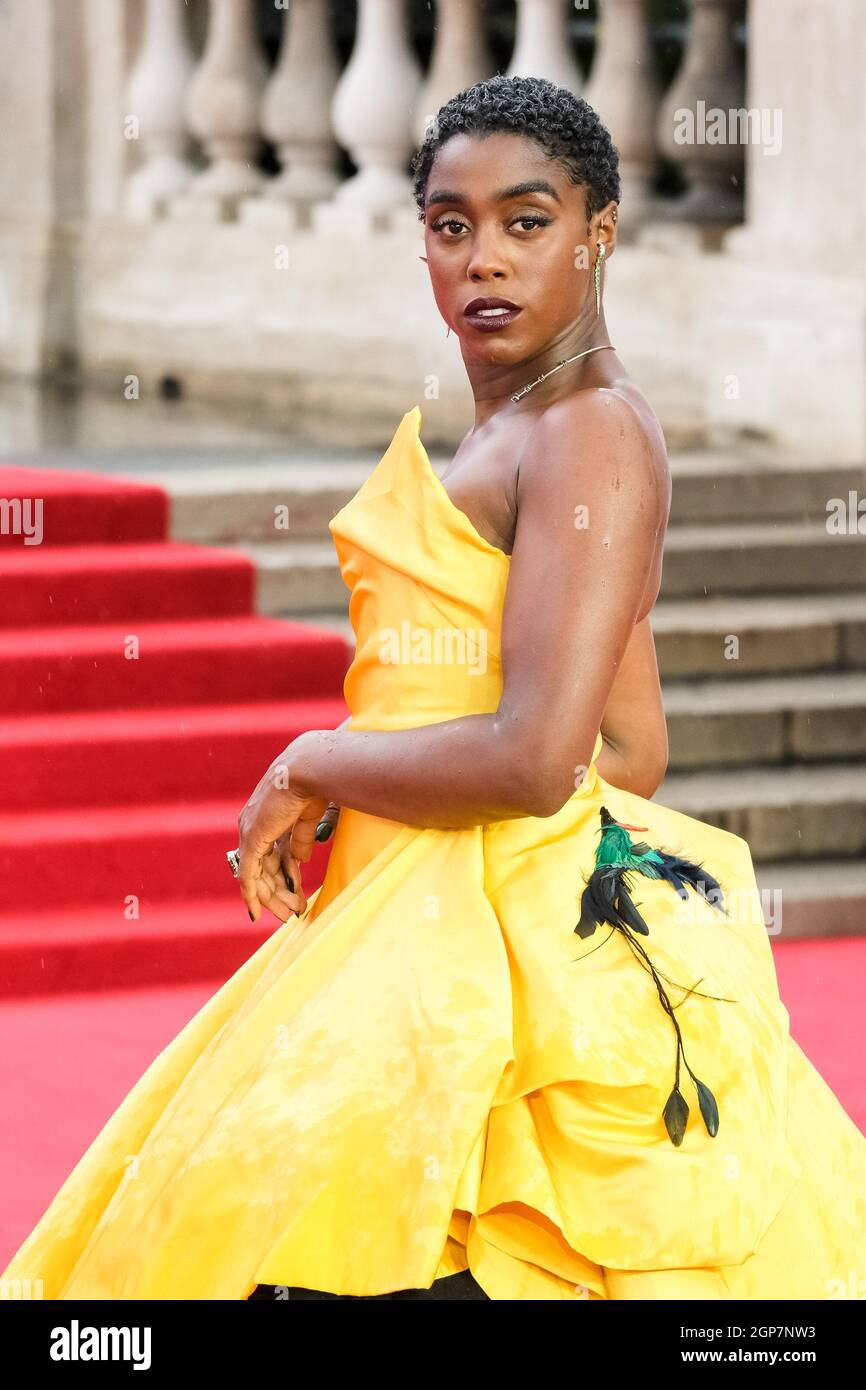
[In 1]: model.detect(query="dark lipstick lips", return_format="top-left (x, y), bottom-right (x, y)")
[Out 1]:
top-left (462, 297), bottom-right (523, 332)
top-left (463, 297), bottom-right (521, 315)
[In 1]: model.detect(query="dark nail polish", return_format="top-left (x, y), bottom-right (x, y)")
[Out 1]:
top-left (248, 908), bottom-right (255, 921)
top-left (315, 820), bottom-right (332, 842)
top-left (283, 871), bottom-right (294, 892)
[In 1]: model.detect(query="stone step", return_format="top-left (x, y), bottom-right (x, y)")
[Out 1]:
top-left (161, 458), bottom-right (373, 545)
top-left (753, 859), bottom-right (866, 941)
top-left (241, 540), bottom-right (348, 615)
top-left (651, 591), bottom-right (866, 678)
top-left (657, 760), bottom-right (866, 861)
top-left (142, 453), bottom-right (866, 545)
top-left (663, 670), bottom-right (866, 768)
top-left (662, 520), bottom-right (866, 596)
top-left (666, 454), bottom-right (866, 526)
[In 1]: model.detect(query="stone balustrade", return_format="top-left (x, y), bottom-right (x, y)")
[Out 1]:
top-left (2, 0), bottom-right (864, 461)
top-left (122, 0), bottom-right (746, 233)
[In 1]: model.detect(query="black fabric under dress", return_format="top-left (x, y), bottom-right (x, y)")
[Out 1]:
top-left (247, 1270), bottom-right (490, 1300)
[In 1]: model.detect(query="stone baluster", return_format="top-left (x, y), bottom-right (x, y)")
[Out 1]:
top-left (123, 0), bottom-right (197, 218)
top-left (179, 0), bottom-right (268, 218)
top-left (655, 0), bottom-right (744, 223)
top-left (413, 0), bottom-right (494, 145)
top-left (318, 0), bottom-right (422, 228)
top-left (508, 0), bottom-right (582, 95)
top-left (583, 0), bottom-right (661, 235)
top-left (260, 0), bottom-right (340, 209)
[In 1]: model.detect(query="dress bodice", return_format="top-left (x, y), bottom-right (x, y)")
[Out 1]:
top-left (328, 405), bottom-right (604, 767)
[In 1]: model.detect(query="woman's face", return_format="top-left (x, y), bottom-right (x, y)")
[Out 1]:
top-left (422, 131), bottom-right (607, 368)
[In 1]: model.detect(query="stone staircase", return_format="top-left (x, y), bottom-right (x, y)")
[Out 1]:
top-left (135, 444), bottom-right (866, 942)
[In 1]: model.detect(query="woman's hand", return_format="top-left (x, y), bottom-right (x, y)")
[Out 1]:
top-left (253, 836), bottom-right (308, 924)
top-left (236, 736), bottom-right (330, 924)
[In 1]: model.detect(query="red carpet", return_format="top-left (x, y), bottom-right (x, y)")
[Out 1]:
top-left (0, 935), bottom-right (863, 1269)
top-left (0, 465), bottom-right (352, 995)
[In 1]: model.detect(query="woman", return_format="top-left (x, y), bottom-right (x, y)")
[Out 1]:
top-left (4, 76), bottom-right (865, 1301)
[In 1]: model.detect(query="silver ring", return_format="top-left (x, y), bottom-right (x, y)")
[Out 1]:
top-left (226, 847), bottom-right (241, 878)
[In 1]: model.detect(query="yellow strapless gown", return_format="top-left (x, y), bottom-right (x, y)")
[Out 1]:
top-left (5, 406), bottom-right (865, 1301)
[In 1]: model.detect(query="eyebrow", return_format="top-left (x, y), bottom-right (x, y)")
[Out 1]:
top-left (425, 179), bottom-right (562, 209)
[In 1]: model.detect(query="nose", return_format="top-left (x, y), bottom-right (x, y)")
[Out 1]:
top-left (465, 227), bottom-right (508, 282)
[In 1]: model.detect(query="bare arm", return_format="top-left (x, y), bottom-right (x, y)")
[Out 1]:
top-left (596, 614), bottom-right (669, 798)
top-left (334, 605), bottom-right (669, 801)
top-left (291, 392), bottom-right (665, 825)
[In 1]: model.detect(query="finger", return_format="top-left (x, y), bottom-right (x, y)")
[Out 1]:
top-left (258, 861), bottom-right (306, 920)
top-left (239, 828), bottom-right (289, 923)
top-left (276, 836), bottom-right (298, 892)
top-left (286, 854), bottom-right (307, 913)
top-left (262, 841), bottom-right (283, 882)
top-left (289, 815), bottom-right (322, 864)
top-left (238, 845), bottom-right (266, 923)
top-left (279, 858), bottom-right (306, 914)
top-left (256, 870), bottom-right (306, 923)
top-left (276, 840), bottom-right (306, 909)
top-left (315, 802), bottom-right (341, 843)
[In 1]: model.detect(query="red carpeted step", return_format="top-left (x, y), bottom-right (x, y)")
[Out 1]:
top-left (0, 467), bottom-right (168, 547)
top-left (0, 615), bottom-right (352, 714)
top-left (0, 697), bottom-right (349, 811)
top-left (0, 798), bottom-right (332, 913)
top-left (0, 541), bottom-right (255, 626)
top-left (0, 464), bottom-right (349, 1001)
top-left (0, 899), bottom-right (285, 997)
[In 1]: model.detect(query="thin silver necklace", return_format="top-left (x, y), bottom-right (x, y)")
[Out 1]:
top-left (510, 344), bottom-right (616, 404)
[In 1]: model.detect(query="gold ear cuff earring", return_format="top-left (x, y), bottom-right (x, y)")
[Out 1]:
top-left (594, 241), bottom-right (606, 315)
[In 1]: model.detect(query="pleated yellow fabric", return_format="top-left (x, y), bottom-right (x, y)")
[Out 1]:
top-left (5, 405), bottom-right (865, 1300)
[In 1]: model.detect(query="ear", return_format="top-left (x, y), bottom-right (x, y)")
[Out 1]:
top-left (594, 200), bottom-right (619, 260)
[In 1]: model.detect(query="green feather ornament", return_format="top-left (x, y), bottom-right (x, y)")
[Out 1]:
top-left (574, 806), bottom-right (733, 1147)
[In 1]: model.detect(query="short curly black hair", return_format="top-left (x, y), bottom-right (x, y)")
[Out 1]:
top-left (410, 74), bottom-right (621, 225)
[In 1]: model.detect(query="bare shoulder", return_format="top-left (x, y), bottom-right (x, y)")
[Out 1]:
top-left (517, 384), bottom-right (671, 524)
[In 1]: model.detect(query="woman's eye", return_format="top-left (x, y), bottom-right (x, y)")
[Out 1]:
top-left (512, 215), bottom-right (551, 232)
top-left (431, 218), bottom-right (468, 235)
